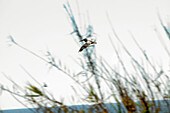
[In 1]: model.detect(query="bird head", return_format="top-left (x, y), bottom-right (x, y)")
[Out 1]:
top-left (92, 41), bottom-right (97, 44)
top-left (90, 39), bottom-right (97, 44)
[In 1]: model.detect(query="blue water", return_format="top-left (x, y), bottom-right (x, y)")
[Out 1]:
top-left (2, 100), bottom-right (170, 113)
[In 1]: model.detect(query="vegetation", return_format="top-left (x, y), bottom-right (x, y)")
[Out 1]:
top-left (0, 1), bottom-right (169, 113)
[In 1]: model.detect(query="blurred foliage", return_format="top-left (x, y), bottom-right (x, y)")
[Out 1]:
top-left (1, 1), bottom-right (170, 113)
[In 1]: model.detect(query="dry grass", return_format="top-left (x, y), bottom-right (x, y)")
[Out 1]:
top-left (1, 1), bottom-right (170, 113)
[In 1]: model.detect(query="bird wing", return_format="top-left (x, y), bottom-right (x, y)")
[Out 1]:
top-left (80, 38), bottom-right (87, 42)
top-left (79, 43), bottom-right (90, 52)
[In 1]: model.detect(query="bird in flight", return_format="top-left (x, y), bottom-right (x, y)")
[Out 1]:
top-left (79, 38), bottom-right (97, 52)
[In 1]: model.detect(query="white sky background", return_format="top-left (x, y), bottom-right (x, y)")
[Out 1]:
top-left (0, 0), bottom-right (170, 110)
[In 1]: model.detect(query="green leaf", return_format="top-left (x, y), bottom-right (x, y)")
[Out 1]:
top-left (25, 94), bottom-right (40, 97)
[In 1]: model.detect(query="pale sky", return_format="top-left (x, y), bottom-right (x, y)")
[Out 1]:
top-left (0, 0), bottom-right (170, 110)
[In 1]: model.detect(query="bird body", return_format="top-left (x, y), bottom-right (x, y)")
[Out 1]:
top-left (79, 38), bottom-right (97, 52)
